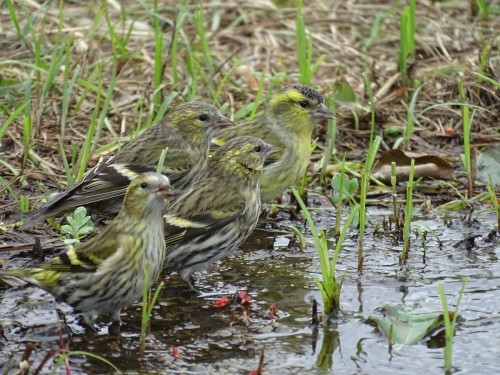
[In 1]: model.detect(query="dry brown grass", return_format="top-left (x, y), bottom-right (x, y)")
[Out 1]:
top-left (0, 0), bottom-right (498, 219)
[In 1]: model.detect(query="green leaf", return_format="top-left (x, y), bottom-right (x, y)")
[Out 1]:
top-left (383, 126), bottom-right (404, 138)
top-left (73, 206), bottom-right (89, 222)
top-left (368, 305), bottom-right (447, 345)
top-left (332, 80), bottom-right (358, 106)
top-left (62, 206), bottom-right (94, 241)
top-left (331, 174), bottom-right (358, 204)
top-left (77, 225), bottom-right (94, 235)
top-left (60, 224), bottom-right (74, 235)
top-left (437, 199), bottom-right (469, 212)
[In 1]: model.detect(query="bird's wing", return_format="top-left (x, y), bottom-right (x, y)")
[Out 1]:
top-left (117, 130), bottom-right (194, 185)
top-left (39, 245), bottom-right (102, 273)
top-left (40, 226), bottom-right (129, 273)
top-left (21, 161), bottom-right (156, 227)
top-left (163, 188), bottom-right (245, 247)
top-left (160, 148), bottom-right (194, 183)
top-left (60, 163), bottom-right (149, 205)
top-left (0, 238), bottom-right (117, 289)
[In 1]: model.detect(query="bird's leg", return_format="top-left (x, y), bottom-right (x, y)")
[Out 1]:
top-left (109, 321), bottom-right (121, 335)
top-left (185, 274), bottom-right (200, 294)
top-left (106, 309), bottom-right (123, 334)
top-left (110, 309), bottom-right (122, 323)
top-left (81, 312), bottom-right (98, 333)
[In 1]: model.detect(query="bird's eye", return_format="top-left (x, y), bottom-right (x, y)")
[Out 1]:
top-left (254, 146), bottom-right (261, 153)
top-left (299, 100), bottom-right (309, 108)
top-left (198, 114), bottom-right (209, 121)
top-left (140, 182), bottom-right (148, 189)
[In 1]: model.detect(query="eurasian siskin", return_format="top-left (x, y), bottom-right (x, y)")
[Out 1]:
top-left (163, 136), bottom-right (278, 290)
top-left (1, 172), bottom-right (172, 326)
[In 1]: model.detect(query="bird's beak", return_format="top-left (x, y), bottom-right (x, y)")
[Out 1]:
top-left (156, 183), bottom-right (174, 200)
top-left (313, 103), bottom-right (335, 121)
top-left (216, 115), bottom-right (235, 129)
top-left (264, 143), bottom-right (281, 158)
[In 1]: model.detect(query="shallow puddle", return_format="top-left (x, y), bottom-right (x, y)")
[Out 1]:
top-left (1, 202), bottom-right (500, 374)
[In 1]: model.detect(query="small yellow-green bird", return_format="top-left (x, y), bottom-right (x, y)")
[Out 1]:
top-left (212, 85), bottom-right (334, 202)
top-left (21, 101), bottom-right (233, 227)
top-left (163, 136), bottom-right (279, 290)
top-left (1, 172), bottom-right (172, 326)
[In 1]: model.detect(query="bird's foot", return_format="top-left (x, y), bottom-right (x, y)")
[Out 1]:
top-left (184, 275), bottom-right (201, 295)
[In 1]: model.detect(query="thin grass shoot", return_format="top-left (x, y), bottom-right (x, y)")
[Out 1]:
top-left (320, 95), bottom-right (337, 183)
top-left (140, 266), bottom-right (164, 357)
top-left (391, 162), bottom-right (398, 224)
top-left (292, 186), bottom-right (359, 315)
top-left (437, 277), bottom-right (469, 374)
top-left (51, 351), bottom-right (122, 375)
top-left (486, 179), bottom-right (499, 229)
top-left (400, 158), bottom-right (415, 263)
top-left (458, 79), bottom-right (472, 196)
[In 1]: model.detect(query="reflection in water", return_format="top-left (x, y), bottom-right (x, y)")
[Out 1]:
top-left (399, 285), bottom-right (409, 304)
top-left (356, 278), bottom-right (364, 314)
top-left (314, 327), bottom-right (339, 371)
top-left (352, 337), bottom-right (368, 368)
